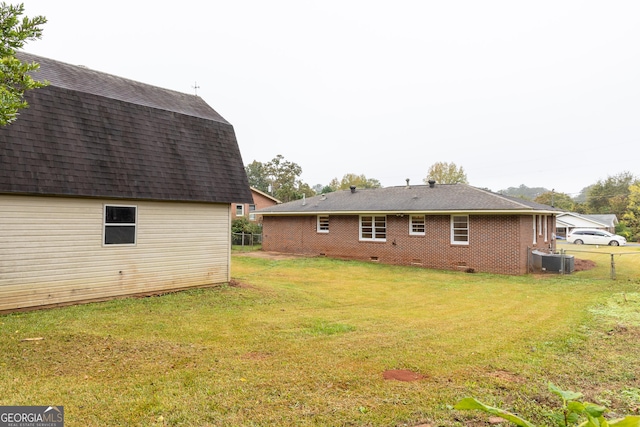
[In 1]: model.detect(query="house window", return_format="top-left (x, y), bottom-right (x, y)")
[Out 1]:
top-left (410, 215), bottom-right (425, 235)
top-left (360, 215), bottom-right (386, 241)
top-left (317, 215), bottom-right (329, 233)
top-left (249, 204), bottom-right (256, 220)
top-left (235, 204), bottom-right (244, 216)
top-left (451, 215), bottom-right (469, 245)
top-left (104, 205), bottom-right (136, 245)
top-left (533, 215), bottom-right (537, 244)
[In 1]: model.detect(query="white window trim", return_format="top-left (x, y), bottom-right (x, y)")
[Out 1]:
top-left (450, 215), bottom-right (469, 245)
top-left (235, 204), bottom-right (244, 216)
top-left (409, 215), bottom-right (426, 236)
top-left (103, 204), bottom-right (137, 246)
top-left (317, 215), bottom-right (329, 233)
top-left (359, 215), bottom-right (387, 242)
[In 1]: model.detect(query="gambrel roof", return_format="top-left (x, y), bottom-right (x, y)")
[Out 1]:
top-left (258, 184), bottom-right (560, 215)
top-left (0, 52), bottom-right (252, 204)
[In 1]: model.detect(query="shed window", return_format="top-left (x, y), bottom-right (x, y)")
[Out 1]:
top-left (360, 215), bottom-right (386, 241)
top-left (317, 215), bottom-right (329, 233)
top-left (410, 215), bottom-right (425, 235)
top-left (104, 205), bottom-right (137, 245)
top-left (451, 215), bottom-right (469, 245)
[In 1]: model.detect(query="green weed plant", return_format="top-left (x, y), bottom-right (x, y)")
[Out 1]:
top-left (455, 383), bottom-right (640, 427)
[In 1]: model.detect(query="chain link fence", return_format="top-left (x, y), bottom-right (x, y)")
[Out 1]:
top-left (232, 232), bottom-right (262, 250)
top-left (555, 243), bottom-right (640, 281)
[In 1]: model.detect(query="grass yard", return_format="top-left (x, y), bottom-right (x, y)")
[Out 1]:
top-left (1, 249), bottom-right (640, 426)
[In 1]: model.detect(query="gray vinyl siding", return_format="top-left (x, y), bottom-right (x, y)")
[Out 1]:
top-left (0, 195), bottom-right (231, 311)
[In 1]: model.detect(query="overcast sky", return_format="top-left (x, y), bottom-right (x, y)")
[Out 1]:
top-left (21, 1), bottom-right (640, 196)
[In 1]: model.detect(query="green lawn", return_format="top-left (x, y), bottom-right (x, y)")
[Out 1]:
top-left (1, 251), bottom-right (640, 426)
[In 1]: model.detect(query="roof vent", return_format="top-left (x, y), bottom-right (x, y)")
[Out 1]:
top-left (350, 185), bottom-right (356, 193)
top-left (405, 178), bottom-right (410, 189)
top-left (428, 179), bottom-right (436, 188)
top-left (321, 194), bottom-right (327, 200)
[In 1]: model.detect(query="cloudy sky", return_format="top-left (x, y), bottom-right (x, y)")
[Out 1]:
top-left (21, 1), bottom-right (639, 196)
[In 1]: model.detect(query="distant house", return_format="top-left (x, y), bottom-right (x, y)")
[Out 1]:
top-left (0, 53), bottom-right (252, 312)
top-left (258, 182), bottom-right (560, 275)
top-left (556, 212), bottom-right (618, 237)
top-left (232, 187), bottom-right (281, 223)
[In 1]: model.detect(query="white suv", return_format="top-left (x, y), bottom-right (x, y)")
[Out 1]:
top-left (567, 228), bottom-right (626, 246)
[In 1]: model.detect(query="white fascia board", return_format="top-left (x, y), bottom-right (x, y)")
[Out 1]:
top-left (262, 209), bottom-right (560, 216)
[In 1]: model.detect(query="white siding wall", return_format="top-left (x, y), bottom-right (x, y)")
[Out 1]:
top-left (0, 195), bottom-right (231, 311)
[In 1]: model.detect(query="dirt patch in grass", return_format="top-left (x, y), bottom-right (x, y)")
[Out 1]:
top-left (574, 258), bottom-right (596, 271)
top-left (486, 369), bottom-right (525, 384)
top-left (382, 369), bottom-right (426, 382)
top-left (228, 278), bottom-right (257, 289)
top-left (241, 351), bottom-right (272, 361)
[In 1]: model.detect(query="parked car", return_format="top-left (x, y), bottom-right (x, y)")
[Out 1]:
top-left (566, 228), bottom-right (626, 246)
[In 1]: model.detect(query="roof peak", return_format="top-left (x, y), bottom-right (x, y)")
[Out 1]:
top-left (18, 51), bottom-right (228, 123)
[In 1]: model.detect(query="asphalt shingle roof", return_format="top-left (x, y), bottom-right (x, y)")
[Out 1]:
top-left (258, 184), bottom-right (560, 214)
top-left (0, 52), bottom-right (252, 204)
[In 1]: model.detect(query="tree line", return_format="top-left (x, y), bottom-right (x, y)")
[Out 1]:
top-left (245, 157), bottom-right (468, 203)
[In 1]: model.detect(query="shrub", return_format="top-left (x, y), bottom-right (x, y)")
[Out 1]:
top-left (231, 217), bottom-right (262, 234)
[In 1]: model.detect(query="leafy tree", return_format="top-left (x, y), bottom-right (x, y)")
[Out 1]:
top-left (328, 173), bottom-right (382, 191)
top-left (267, 154), bottom-right (302, 202)
top-left (586, 171), bottom-right (637, 217)
top-left (572, 202), bottom-right (588, 214)
top-left (244, 155), bottom-right (312, 203)
top-left (499, 184), bottom-right (549, 200)
top-left (245, 160), bottom-right (270, 193)
top-left (534, 191), bottom-right (574, 211)
top-left (313, 184), bottom-right (333, 194)
top-left (573, 185), bottom-right (593, 203)
top-left (0, 2), bottom-right (48, 126)
top-left (424, 161), bottom-right (468, 184)
top-left (621, 182), bottom-right (640, 242)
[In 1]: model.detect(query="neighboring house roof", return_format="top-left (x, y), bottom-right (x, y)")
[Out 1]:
top-left (582, 214), bottom-right (618, 228)
top-left (0, 52), bottom-right (252, 204)
top-left (250, 187), bottom-right (282, 204)
top-left (258, 184), bottom-right (560, 215)
top-left (556, 212), bottom-right (616, 229)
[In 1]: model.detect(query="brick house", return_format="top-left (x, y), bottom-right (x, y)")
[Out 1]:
top-left (232, 187), bottom-right (281, 223)
top-left (0, 53), bottom-right (252, 312)
top-left (258, 182), bottom-right (560, 275)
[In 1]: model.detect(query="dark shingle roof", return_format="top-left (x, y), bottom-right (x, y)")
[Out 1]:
top-left (258, 184), bottom-right (560, 214)
top-left (0, 52), bottom-right (252, 204)
top-left (23, 52), bottom-right (228, 123)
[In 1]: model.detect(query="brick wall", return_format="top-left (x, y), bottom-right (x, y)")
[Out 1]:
top-left (262, 214), bottom-right (556, 275)
top-left (232, 189), bottom-right (279, 222)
